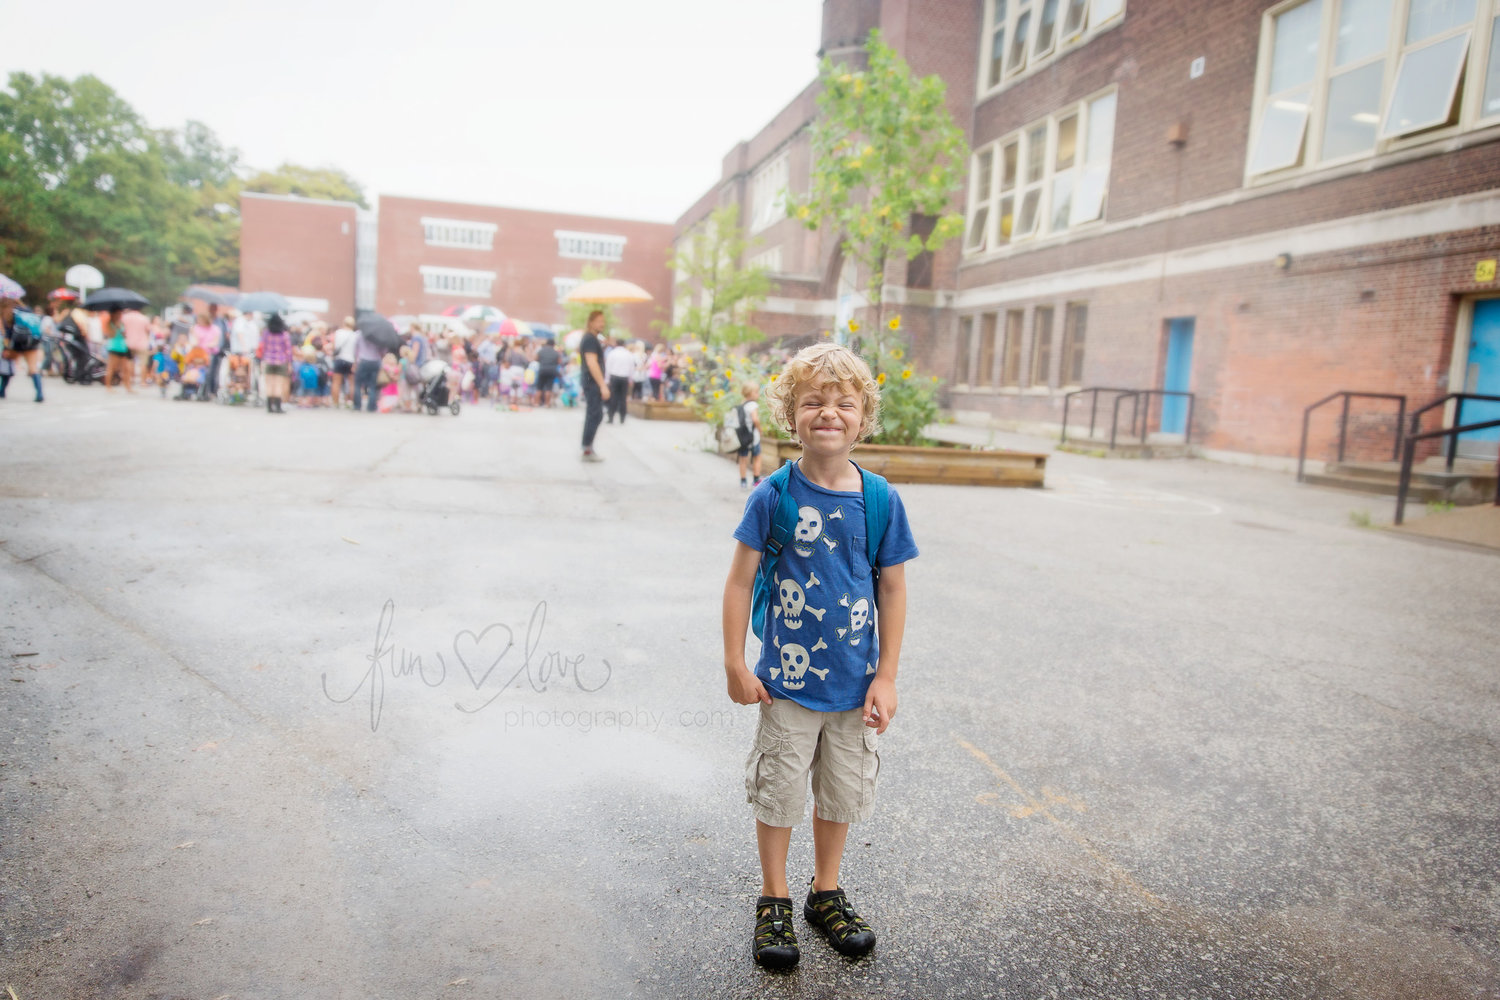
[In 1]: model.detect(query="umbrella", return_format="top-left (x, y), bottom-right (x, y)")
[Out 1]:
top-left (83, 287), bottom-right (149, 311)
top-left (182, 284), bottom-right (237, 306)
top-left (564, 278), bottom-right (653, 304)
top-left (48, 287), bottom-right (78, 302)
top-left (564, 329), bottom-right (584, 350)
top-left (498, 318), bottom-right (536, 339)
top-left (529, 324), bottom-right (555, 341)
top-left (356, 313), bottom-right (401, 353)
top-left (238, 291), bottom-right (293, 313)
top-left (439, 304), bottom-right (467, 317)
top-left (0, 274), bottom-right (24, 301)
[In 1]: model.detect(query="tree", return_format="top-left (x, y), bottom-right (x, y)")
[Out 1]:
top-left (665, 203), bottom-right (771, 352)
top-left (244, 164), bottom-right (368, 208)
top-left (786, 29), bottom-right (966, 355)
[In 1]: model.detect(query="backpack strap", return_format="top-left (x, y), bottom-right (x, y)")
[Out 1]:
top-left (763, 461), bottom-right (798, 568)
top-left (856, 463), bottom-right (892, 595)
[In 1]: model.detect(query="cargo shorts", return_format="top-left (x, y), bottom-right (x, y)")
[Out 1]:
top-left (744, 696), bottom-right (881, 827)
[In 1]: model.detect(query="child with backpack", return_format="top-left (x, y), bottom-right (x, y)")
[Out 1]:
top-left (733, 381), bottom-right (764, 489)
top-left (721, 343), bottom-right (919, 970)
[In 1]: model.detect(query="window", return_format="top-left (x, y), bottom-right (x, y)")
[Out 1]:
top-left (982, 0), bottom-right (1124, 93)
top-left (977, 313), bottom-right (999, 386)
top-left (421, 217), bottom-right (496, 250)
top-left (749, 247), bottom-right (783, 273)
top-left (553, 277), bottom-right (582, 304)
top-left (420, 266), bottom-right (496, 298)
top-left (1061, 302), bottom-right (1088, 385)
top-left (956, 316), bottom-right (974, 383)
top-left (1031, 306), bottom-right (1055, 386)
top-left (1001, 310), bottom-right (1025, 385)
top-left (964, 90), bottom-right (1116, 254)
top-left (750, 151), bottom-right (790, 233)
top-left (1248, 0), bottom-right (1500, 179)
top-left (555, 230), bottom-right (626, 261)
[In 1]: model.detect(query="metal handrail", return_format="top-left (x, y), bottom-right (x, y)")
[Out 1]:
top-left (1296, 391), bottom-right (1407, 483)
top-left (1061, 387), bottom-right (1195, 448)
top-left (1407, 393), bottom-right (1500, 473)
top-left (1394, 417), bottom-right (1500, 524)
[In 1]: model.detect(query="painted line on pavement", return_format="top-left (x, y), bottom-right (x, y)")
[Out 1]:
top-left (955, 733), bottom-right (1166, 908)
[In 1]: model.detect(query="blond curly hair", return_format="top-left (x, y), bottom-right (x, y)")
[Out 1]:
top-left (765, 343), bottom-right (882, 442)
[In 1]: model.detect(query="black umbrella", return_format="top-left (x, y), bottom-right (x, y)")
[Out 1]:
top-left (357, 314), bottom-right (401, 353)
top-left (83, 287), bottom-right (149, 311)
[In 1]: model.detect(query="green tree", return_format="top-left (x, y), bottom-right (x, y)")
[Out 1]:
top-left (244, 163), bottom-right (368, 208)
top-left (665, 203), bottom-right (771, 352)
top-left (785, 28), bottom-right (966, 354)
top-left (160, 121), bottom-right (243, 287)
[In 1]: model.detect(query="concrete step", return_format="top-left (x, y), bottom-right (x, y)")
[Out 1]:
top-left (1057, 434), bottom-right (1191, 459)
top-left (1303, 471), bottom-right (1448, 502)
top-left (1325, 461), bottom-right (1485, 488)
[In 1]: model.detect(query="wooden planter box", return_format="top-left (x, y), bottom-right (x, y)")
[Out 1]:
top-left (759, 438), bottom-right (1046, 488)
top-left (627, 398), bottom-right (700, 422)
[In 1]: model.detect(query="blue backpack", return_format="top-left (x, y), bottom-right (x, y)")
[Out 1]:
top-left (750, 460), bottom-right (891, 641)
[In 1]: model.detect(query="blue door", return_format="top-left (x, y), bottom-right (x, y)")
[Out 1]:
top-left (1161, 318), bottom-right (1194, 435)
top-left (1460, 299), bottom-right (1500, 459)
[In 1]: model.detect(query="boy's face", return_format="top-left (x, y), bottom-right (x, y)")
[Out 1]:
top-left (793, 380), bottom-right (864, 456)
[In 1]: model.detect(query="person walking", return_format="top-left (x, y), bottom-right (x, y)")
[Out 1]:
top-left (535, 336), bottom-right (561, 408)
top-left (1, 294), bottom-right (45, 402)
top-left (352, 322), bottom-right (385, 412)
top-left (259, 313), bottom-right (293, 413)
top-left (331, 316), bottom-right (358, 408)
top-left (604, 335), bottom-right (633, 424)
top-left (578, 310), bottom-right (609, 461)
top-left (103, 309), bottom-right (135, 393)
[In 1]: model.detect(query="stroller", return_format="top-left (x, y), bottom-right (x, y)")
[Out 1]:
top-left (218, 354), bottom-right (254, 404)
top-left (56, 319), bottom-right (107, 385)
top-left (418, 358), bottom-right (461, 416)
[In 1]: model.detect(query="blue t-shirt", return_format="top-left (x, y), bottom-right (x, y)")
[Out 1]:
top-left (733, 460), bottom-right (918, 712)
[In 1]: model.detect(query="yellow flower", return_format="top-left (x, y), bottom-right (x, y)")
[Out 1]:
top-left (713, 390), bottom-right (724, 399)
top-left (770, 373), bottom-right (779, 382)
top-left (889, 348), bottom-right (904, 360)
top-left (862, 144), bottom-right (874, 157)
top-left (888, 316), bottom-right (902, 332)
top-left (838, 73), bottom-right (853, 85)
top-left (876, 372), bottom-right (887, 385)
top-left (847, 320), bottom-right (860, 333)
top-left (901, 368), bottom-right (913, 380)
top-left (848, 158), bottom-right (862, 170)
top-left (796, 205), bottom-right (811, 220)
top-left (930, 375), bottom-right (939, 383)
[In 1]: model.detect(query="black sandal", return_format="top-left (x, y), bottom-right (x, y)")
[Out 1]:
top-left (804, 886), bottom-right (876, 957)
top-left (752, 896), bottom-right (800, 969)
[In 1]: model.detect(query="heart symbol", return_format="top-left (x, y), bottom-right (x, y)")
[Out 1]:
top-left (452, 623), bottom-right (514, 691)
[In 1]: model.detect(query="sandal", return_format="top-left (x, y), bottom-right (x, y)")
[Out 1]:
top-left (804, 886), bottom-right (876, 957)
top-left (752, 896), bottom-right (800, 969)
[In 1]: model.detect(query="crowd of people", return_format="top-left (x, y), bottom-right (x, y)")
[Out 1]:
top-left (2, 287), bottom-right (704, 417)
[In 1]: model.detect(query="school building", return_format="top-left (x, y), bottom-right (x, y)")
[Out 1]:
top-left (239, 192), bottom-right (674, 337)
top-left (676, 0), bottom-right (1500, 468)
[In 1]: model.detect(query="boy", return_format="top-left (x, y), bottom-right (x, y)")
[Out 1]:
top-left (722, 343), bottom-right (918, 969)
top-left (734, 381), bottom-right (764, 489)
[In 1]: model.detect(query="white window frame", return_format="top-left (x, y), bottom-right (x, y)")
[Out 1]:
top-left (553, 277), bottom-right (582, 304)
top-left (420, 216), bottom-right (497, 250)
top-left (978, 0), bottom-right (1126, 99)
top-left (420, 265), bottom-right (496, 299)
top-left (554, 230), bottom-right (626, 261)
top-left (1245, 0), bottom-right (1500, 184)
top-left (749, 246), bottom-right (783, 273)
top-left (963, 88), bottom-right (1117, 256)
top-left (750, 151), bottom-right (791, 233)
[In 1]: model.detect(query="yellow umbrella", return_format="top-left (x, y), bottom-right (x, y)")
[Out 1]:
top-left (564, 278), bottom-right (654, 304)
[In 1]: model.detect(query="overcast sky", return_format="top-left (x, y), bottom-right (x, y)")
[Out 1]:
top-left (2, 0), bottom-right (823, 224)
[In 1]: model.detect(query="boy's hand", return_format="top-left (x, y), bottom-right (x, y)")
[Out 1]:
top-left (727, 666), bottom-right (772, 706)
top-left (862, 676), bottom-right (897, 734)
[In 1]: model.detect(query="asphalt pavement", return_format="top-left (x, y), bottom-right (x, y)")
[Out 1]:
top-left (2, 383), bottom-right (1497, 999)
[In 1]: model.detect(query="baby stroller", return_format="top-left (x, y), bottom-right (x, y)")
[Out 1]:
top-left (218, 354), bottom-right (253, 404)
top-left (418, 358), bottom-right (461, 416)
top-left (56, 320), bottom-right (107, 385)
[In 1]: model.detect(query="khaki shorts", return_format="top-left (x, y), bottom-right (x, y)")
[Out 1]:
top-left (744, 696), bottom-right (881, 827)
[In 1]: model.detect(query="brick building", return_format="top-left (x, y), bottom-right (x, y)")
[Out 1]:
top-left (676, 0), bottom-right (1500, 467)
top-left (240, 193), bottom-right (674, 337)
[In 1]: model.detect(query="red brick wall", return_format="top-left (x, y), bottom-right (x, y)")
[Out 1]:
top-left (375, 196), bottom-right (674, 337)
top-left (239, 193), bottom-right (357, 324)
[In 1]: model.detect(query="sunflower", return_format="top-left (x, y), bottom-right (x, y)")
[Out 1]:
top-left (889, 348), bottom-right (904, 360)
top-left (888, 316), bottom-right (901, 331)
top-left (901, 368), bottom-right (913, 380)
top-left (713, 390), bottom-right (724, 399)
top-left (848, 320), bottom-right (860, 333)
top-left (876, 372), bottom-right (887, 385)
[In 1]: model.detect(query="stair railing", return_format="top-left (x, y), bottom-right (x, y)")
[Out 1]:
top-left (1297, 392), bottom-right (1406, 483)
